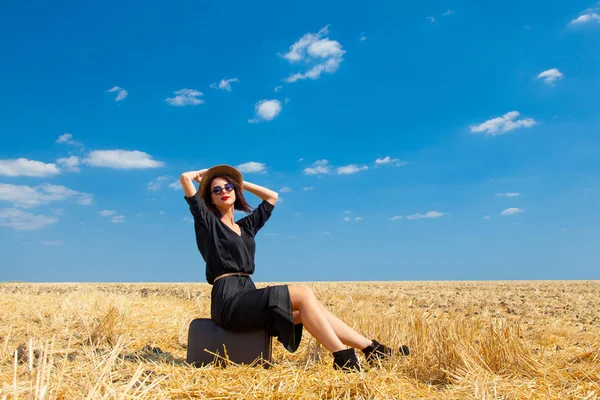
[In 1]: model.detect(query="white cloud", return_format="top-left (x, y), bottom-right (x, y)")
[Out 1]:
top-left (426, 16), bottom-right (436, 23)
top-left (83, 150), bottom-right (164, 169)
top-left (254, 99), bottom-right (282, 121)
top-left (470, 111), bottom-right (537, 136)
top-left (248, 118), bottom-right (259, 124)
top-left (442, 9), bottom-right (454, 16)
top-left (184, 216), bottom-right (194, 223)
top-left (210, 78), bottom-right (239, 91)
top-left (99, 210), bottom-right (116, 217)
top-left (0, 208), bottom-right (58, 230)
top-left (484, 215), bottom-right (491, 220)
top-left (500, 207), bottom-right (523, 216)
top-left (107, 86), bottom-right (128, 102)
top-left (344, 210), bottom-right (352, 214)
top-left (375, 156), bottom-right (409, 167)
top-left (166, 89), bottom-right (204, 106)
top-left (389, 215), bottom-right (403, 221)
top-left (406, 211), bottom-right (444, 220)
top-left (281, 25), bottom-right (346, 83)
top-left (274, 86), bottom-right (283, 92)
top-left (537, 68), bottom-right (564, 85)
top-left (337, 164), bottom-right (368, 175)
top-left (495, 192), bottom-right (520, 197)
top-left (111, 215), bottom-right (125, 223)
top-left (55, 133), bottom-right (82, 146)
top-left (304, 160), bottom-right (331, 175)
top-left (280, 187), bottom-right (292, 193)
top-left (355, 216), bottom-right (362, 221)
top-left (42, 240), bottom-right (63, 246)
top-left (569, 12), bottom-right (600, 25)
top-left (359, 33), bottom-right (367, 41)
top-left (52, 208), bottom-right (65, 216)
top-left (343, 217), bottom-right (351, 221)
top-left (0, 158), bottom-right (60, 177)
top-left (57, 155), bottom-right (80, 172)
top-left (236, 161), bottom-right (266, 173)
top-left (147, 176), bottom-right (170, 191)
top-left (302, 186), bottom-right (313, 191)
top-left (168, 180), bottom-right (181, 190)
top-left (0, 183), bottom-right (93, 208)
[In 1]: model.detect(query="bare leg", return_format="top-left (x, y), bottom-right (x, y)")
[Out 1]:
top-left (288, 285), bottom-right (345, 353)
top-left (293, 305), bottom-right (372, 350)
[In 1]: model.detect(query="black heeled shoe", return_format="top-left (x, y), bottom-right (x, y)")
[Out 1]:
top-left (361, 339), bottom-right (410, 366)
top-left (333, 348), bottom-right (361, 372)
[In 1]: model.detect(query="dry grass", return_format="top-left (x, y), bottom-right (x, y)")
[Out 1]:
top-left (0, 281), bottom-right (599, 399)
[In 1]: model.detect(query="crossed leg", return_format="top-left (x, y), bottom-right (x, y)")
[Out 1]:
top-left (288, 284), bottom-right (372, 353)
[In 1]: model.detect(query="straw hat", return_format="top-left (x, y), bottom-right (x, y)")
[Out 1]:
top-left (198, 164), bottom-right (244, 202)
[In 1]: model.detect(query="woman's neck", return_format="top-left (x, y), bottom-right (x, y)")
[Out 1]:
top-left (218, 206), bottom-right (235, 224)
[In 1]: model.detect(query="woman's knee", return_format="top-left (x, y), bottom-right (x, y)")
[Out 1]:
top-left (289, 284), bottom-right (315, 307)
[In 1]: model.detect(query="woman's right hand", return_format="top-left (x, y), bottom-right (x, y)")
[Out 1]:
top-left (193, 169), bottom-right (209, 183)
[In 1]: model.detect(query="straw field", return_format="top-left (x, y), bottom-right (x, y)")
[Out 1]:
top-left (0, 281), bottom-right (598, 399)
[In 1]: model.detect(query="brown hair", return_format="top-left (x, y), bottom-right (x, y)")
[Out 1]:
top-left (201, 174), bottom-right (253, 218)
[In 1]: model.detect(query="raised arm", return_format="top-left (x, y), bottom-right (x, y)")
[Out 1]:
top-left (179, 169), bottom-right (208, 198)
top-left (243, 181), bottom-right (278, 206)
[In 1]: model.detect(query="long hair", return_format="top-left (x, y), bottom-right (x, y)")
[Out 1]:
top-left (201, 173), bottom-right (253, 218)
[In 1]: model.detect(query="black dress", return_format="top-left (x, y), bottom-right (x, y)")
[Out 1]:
top-left (185, 191), bottom-right (303, 353)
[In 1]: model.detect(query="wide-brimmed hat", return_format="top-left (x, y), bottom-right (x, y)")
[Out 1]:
top-left (199, 164), bottom-right (244, 201)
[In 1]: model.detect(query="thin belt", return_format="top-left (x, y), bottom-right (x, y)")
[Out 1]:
top-left (213, 272), bottom-right (250, 283)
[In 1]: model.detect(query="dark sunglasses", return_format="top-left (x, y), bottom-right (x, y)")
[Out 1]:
top-left (211, 183), bottom-right (235, 195)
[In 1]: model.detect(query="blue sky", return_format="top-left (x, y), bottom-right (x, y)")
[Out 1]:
top-left (1, 1), bottom-right (599, 282)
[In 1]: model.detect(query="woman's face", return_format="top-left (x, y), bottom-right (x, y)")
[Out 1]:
top-left (210, 177), bottom-right (236, 208)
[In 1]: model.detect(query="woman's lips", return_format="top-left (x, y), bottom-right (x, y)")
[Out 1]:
top-left (221, 196), bottom-right (230, 201)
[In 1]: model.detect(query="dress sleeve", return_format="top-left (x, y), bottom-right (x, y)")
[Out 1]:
top-left (238, 199), bottom-right (275, 237)
top-left (184, 192), bottom-right (215, 228)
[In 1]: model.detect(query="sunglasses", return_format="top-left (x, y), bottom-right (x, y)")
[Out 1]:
top-left (211, 183), bottom-right (235, 195)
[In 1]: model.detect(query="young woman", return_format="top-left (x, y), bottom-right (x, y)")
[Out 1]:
top-left (180, 165), bottom-right (408, 372)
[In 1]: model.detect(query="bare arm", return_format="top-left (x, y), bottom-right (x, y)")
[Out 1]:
top-left (243, 181), bottom-right (278, 206)
top-left (179, 169), bottom-right (208, 198)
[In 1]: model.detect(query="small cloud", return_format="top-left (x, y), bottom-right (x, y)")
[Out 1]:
top-left (343, 210), bottom-right (352, 214)
top-left (337, 164), bottom-right (368, 175)
top-left (0, 183), bottom-right (93, 208)
top-left (148, 176), bottom-right (170, 191)
top-left (210, 78), bottom-right (239, 92)
top-left (389, 215), bottom-right (403, 221)
top-left (56, 155), bottom-right (80, 172)
top-left (287, 235), bottom-right (297, 239)
top-left (442, 9), bottom-right (454, 16)
top-left (274, 86), bottom-right (283, 92)
top-left (304, 159), bottom-right (331, 175)
top-left (0, 158), bottom-right (60, 177)
top-left (248, 118), bottom-right (259, 124)
top-left (166, 89), bottom-right (204, 106)
top-left (426, 16), bottom-right (435, 23)
top-left (302, 186), bottom-right (313, 191)
top-left (406, 211), bottom-right (444, 220)
top-left (236, 161), bottom-right (266, 173)
top-left (495, 192), bottom-right (520, 197)
top-left (500, 207), bottom-right (523, 216)
top-left (569, 12), bottom-right (600, 25)
top-left (470, 111), bottom-right (537, 136)
top-left (484, 215), bottom-right (491, 220)
top-left (280, 187), bottom-right (292, 193)
top-left (0, 208), bottom-right (58, 230)
top-left (99, 210), bottom-right (116, 217)
top-left (107, 86), bottom-right (128, 101)
top-left (159, 211), bottom-right (165, 215)
top-left (55, 133), bottom-right (81, 146)
top-left (537, 68), bottom-right (564, 85)
top-left (184, 216), bottom-right (194, 223)
top-left (355, 216), bottom-right (362, 221)
top-left (254, 99), bottom-right (282, 121)
top-left (375, 156), bottom-right (409, 167)
top-left (281, 25), bottom-right (346, 83)
top-left (42, 240), bottom-right (63, 246)
top-left (111, 215), bottom-right (125, 223)
top-left (298, 158), bottom-right (304, 162)
top-left (343, 217), bottom-right (351, 221)
top-left (83, 150), bottom-right (164, 169)
top-left (52, 208), bottom-right (65, 216)
top-left (168, 180), bottom-right (181, 190)
top-left (359, 33), bottom-right (367, 41)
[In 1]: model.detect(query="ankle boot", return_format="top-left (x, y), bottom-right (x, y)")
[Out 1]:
top-left (361, 339), bottom-right (410, 366)
top-left (332, 348), bottom-right (361, 372)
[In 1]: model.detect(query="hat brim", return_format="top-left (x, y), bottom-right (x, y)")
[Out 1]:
top-left (199, 165), bottom-right (244, 200)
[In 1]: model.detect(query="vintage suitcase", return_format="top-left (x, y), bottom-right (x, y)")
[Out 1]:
top-left (186, 318), bottom-right (272, 367)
